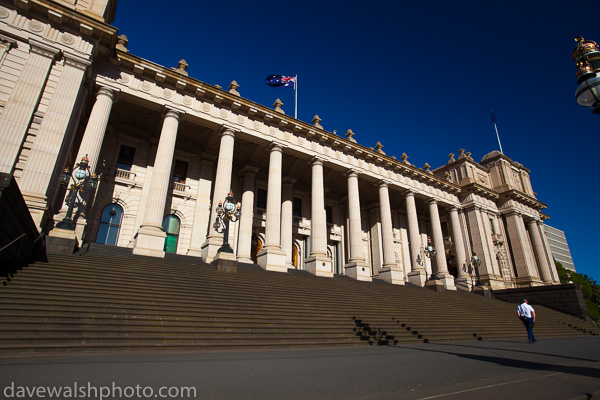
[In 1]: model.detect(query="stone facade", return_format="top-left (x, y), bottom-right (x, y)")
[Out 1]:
top-left (0, 0), bottom-right (560, 290)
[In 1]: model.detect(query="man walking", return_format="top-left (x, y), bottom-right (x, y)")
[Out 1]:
top-left (517, 298), bottom-right (537, 343)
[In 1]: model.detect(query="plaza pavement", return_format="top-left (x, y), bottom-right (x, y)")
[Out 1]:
top-left (0, 337), bottom-right (599, 400)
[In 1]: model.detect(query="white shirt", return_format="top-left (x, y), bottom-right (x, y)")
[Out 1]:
top-left (518, 303), bottom-right (535, 318)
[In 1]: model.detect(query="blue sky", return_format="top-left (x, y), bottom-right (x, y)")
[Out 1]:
top-left (113, 1), bottom-right (599, 280)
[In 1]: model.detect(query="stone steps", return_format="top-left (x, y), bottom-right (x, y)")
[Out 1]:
top-left (0, 243), bottom-right (596, 356)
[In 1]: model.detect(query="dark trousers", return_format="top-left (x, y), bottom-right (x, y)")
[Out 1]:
top-left (521, 317), bottom-right (536, 342)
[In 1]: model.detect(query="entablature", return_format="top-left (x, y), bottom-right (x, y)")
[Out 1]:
top-left (97, 57), bottom-right (464, 203)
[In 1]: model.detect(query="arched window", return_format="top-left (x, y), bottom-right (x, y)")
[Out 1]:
top-left (96, 204), bottom-right (124, 245)
top-left (162, 215), bottom-right (180, 253)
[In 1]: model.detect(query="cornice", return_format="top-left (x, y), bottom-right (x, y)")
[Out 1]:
top-left (19, 0), bottom-right (117, 40)
top-left (498, 188), bottom-right (547, 211)
top-left (112, 50), bottom-right (463, 196)
top-left (459, 181), bottom-right (500, 201)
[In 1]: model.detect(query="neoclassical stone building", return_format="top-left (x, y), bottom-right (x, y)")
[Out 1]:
top-left (0, 0), bottom-right (559, 290)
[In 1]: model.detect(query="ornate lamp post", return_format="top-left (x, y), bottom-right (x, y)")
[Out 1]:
top-left (471, 250), bottom-right (482, 286)
top-left (213, 191), bottom-right (241, 254)
top-left (56, 155), bottom-right (98, 230)
top-left (572, 36), bottom-right (600, 114)
top-left (424, 236), bottom-right (438, 280)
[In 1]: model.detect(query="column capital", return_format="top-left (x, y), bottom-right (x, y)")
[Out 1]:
top-left (162, 107), bottom-right (183, 121)
top-left (449, 205), bottom-right (461, 213)
top-left (95, 84), bottom-right (119, 101)
top-left (268, 141), bottom-right (284, 152)
top-left (282, 176), bottom-right (297, 185)
top-left (239, 164), bottom-right (260, 176)
top-left (377, 180), bottom-right (391, 189)
top-left (0, 33), bottom-right (17, 49)
top-left (309, 156), bottom-right (324, 167)
top-left (404, 190), bottom-right (415, 199)
top-left (428, 197), bottom-right (438, 206)
top-left (219, 124), bottom-right (237, 137)
top-left (28, 38), bottom-right (60, 59)
top-left (62, 52), bottom-right (91, 71)
top-left (345, 169), bottom-right (359, 179)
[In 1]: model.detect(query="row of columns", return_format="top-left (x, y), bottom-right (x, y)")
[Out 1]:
top-left (67, 84), bottom-right (557, 289)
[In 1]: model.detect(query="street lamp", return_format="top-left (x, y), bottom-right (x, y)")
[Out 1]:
top-left (213, 191), bottom-right (241, 253)
top-left (471, 250), bottom-right (482, 286)
top-left (56, 155), bottom-right (98, 230)
top-left (424, 236), bottom-right (438, 280)
top-left (572, 36), bottom-right (600, 114)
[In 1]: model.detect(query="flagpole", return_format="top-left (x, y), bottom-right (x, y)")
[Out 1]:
top-left (491, 111), bottom-right (504, 154)
top-left (294, 74), bottom-right (298, 119)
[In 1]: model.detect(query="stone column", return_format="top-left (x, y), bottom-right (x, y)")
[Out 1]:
top-left (529, 219), bottom-right (554, 284)
top-left (187, 156), bottom-right (216, 257)
top-left (19, 55), bottom-right (92, 229)
top-left (133, 108), bottom-right (181, 258)
top-left (202, 126), bottom-right (236, 262)
top-left (236, 165), bottom-right (259, 263)
top-left (280, 176), bottom-right (296, 269)
top-left (305, 157), bottom-right (333, 277)
top-left (378, 181), bottom-right (404, 284)
top-left (0, 39), bottom-right (59, 174)
top-left (53, 84), bottom-right (117, 234)
top-left (405, 191), bottom-right (426, 286)
top-left (450, 206), bottom-right (470, 291)
top-left (257, 143), bottom-right (287, 272)
top-left (429, 199), bottom-right (455, 290)
top-left (504, 211), bottom-right (542, 286)
top-left (343, 170), bottom-right (370, 281)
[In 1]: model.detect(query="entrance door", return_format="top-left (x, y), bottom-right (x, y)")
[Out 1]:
top-left (162, 215), bottom-right (180, 253)
top-left (96, 204), bottom-right (123, 245)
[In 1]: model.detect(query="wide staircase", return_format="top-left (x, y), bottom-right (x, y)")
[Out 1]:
top-left (0, 243), bottom-right (598, 357)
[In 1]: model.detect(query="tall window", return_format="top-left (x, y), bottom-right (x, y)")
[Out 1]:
top-left (172, 159), bottom-right (188, 184)
top-left (256, 188), bottom-right (267, 210)
top-left (96, 204), bottom-right (123, 245)
top-left (162, 215), bottom-right (180, 253)
top-left (116, 145), bottom-right (136, 171)
top-left (293, 197), bottom-right (302, 218)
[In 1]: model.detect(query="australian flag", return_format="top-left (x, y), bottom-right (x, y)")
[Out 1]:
top-left (266, 75), bottom-right (296, 88)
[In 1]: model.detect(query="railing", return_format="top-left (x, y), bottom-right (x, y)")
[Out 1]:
top-left (115, 168), bottom-right (135, 180)
top-left (0, 233), bottom-right (26, 260)
top-left (172, 182), bottom-right (188, 192)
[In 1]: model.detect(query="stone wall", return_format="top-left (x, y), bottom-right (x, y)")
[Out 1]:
top-left (493, 284), bottom-right (591, 322)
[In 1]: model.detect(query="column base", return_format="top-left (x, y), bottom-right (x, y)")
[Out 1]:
top-left (436, 273), bottom-right (457, 291)
top-left (344, 261), bottom-right (372, 282)
top-left (481, 273), bottom-right (507, 290)
top-left (378, 268), bottom-right (405, 285)
top-left (407, 270), bottom-right (427, 287)
top-left (132, 225), bottom-right (166, 258)
top-left (186, 247), bottom-right (204, 258)
top-left (257, 247), bottom-right (288, 273)
top-left (514, 276), bottom-right (544, 287)
top-left (305, 254), bottom-right (333, 278)
top-left (454, 276), bottom-right (471, 292)
top-left (201, 235), bottom-right (223, 263)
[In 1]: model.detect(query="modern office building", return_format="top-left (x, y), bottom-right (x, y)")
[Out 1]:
top-left (0, 0), bottom-right (560, 290)
top-left (543, 225), bottom-right (576, 272)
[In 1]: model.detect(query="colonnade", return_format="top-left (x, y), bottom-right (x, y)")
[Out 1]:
top-left (60, 84), bottom-right (559, 289)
